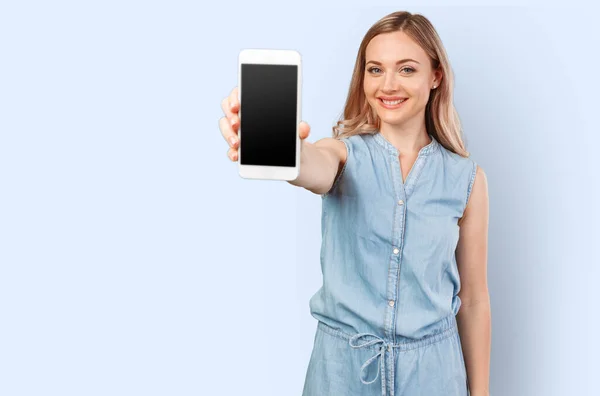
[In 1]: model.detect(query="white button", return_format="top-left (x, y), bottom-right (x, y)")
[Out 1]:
top-left (398, 199), bottom-right (404, 205)
top-left (393, 248), bottom-right (399, 254)
top-left (388, 300), bottom-right (395, 307)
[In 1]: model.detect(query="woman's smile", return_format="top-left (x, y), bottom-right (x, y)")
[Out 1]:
top-left (379, 97), bottom-right (409, 109)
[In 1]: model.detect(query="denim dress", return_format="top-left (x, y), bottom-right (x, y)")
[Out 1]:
top-left (302, 131), bottom-right (477, 396)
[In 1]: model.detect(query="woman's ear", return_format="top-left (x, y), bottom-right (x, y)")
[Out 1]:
top-left (434, 68), bottom-right (443, 87)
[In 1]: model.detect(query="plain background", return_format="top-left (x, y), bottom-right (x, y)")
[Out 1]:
top-left (1, 1), bottom-right (598, 395)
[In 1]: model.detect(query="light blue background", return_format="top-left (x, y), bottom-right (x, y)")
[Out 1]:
top-left (1, 2), bottom-right (598, 395)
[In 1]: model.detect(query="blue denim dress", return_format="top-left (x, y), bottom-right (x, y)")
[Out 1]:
top-left (302, 131), bottom-right (477, 396)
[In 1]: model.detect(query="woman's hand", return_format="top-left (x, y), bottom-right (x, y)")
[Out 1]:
top-left (219, 86), bottom-right (311, 163)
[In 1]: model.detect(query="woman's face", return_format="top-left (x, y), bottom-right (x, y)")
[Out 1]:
top-left (363, 31), bottom-right (441, 129)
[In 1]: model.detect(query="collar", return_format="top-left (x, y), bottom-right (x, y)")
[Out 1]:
top-left (372, 131), bottom-right (439, 156)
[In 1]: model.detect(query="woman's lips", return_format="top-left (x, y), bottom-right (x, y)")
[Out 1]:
top-left (378, 98), bottom-right (408, 109)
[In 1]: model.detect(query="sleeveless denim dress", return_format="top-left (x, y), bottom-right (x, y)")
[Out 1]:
top-left (302, 131), bottom-right (477, 396)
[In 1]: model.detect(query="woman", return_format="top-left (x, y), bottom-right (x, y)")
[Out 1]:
top-left (219, 10), bottom-right (491, 396)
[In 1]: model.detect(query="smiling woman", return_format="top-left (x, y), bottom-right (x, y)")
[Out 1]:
top-left (218, 9), bottom-right (490, 396)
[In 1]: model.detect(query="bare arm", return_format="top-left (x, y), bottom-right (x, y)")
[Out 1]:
top-left (288, 137), bottom-right (347, 195)
top-left (455, 166), bottom-right (491, 396)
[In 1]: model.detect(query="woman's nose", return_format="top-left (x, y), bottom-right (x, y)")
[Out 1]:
top-left (382, 74), bottom-right (401, 91)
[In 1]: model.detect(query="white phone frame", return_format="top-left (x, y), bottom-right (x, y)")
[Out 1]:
top-left (237, 49), bottom-right (301, 181)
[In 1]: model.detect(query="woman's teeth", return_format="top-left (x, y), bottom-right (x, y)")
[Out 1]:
top-left (381, 99), bottom-right (406, 105)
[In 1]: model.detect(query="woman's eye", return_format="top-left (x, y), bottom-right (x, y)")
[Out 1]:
top-left (368, 66), bottom-right (415, 74)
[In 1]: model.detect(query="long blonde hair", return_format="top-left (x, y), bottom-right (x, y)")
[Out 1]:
top-left (333, 11), bottom-right (469, 157)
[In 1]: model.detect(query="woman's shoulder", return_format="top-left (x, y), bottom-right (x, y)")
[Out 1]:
top-left (436, 140), bottom-right (476, 168)
top-left (435, 141), bottom-right (478, 187)
top-left (338, 132), bottom-right (372, 144)
top-left (337, 132), bottom-right (377, 152)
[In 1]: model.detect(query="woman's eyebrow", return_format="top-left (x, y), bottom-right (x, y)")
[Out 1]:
top-left (366, 59), bottom-right (420, 65)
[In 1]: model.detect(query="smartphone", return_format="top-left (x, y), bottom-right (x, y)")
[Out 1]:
top-left (237, 49), bottom-right (301, 181)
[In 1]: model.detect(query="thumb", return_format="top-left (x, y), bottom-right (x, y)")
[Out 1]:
top-left (299, 121), bottom-right (310, 140)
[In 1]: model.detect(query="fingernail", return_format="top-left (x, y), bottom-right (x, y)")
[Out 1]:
top-left (230, 118), bottom-right (236, 126)
top-left (229, 137), bottom-right (236, 146)
top-left (230, 101), bottom-right (235, 110)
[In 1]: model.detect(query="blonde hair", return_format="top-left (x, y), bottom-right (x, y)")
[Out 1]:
top-left (333, 11), bottom-right (469, 157)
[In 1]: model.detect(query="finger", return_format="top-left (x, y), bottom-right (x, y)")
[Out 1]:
top-left (230, 113), bottom-right (239, 133)
top-left (227, 147), bottom-right (239, 162)
top-left (299, 121), bottom-right (310, 140)
top-left (229, 86), bottom-right (239, 112)
top-left (219, 116), bottom-right (239, 148)
top-left (220, 86), bottom-right (240, 119)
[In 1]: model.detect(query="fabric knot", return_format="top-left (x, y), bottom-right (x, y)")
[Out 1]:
top-left (348, 333), bottom-right (396, 396)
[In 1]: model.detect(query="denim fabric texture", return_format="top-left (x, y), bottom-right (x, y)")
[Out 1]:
top-left (303, 131), bottom-right (477, 396)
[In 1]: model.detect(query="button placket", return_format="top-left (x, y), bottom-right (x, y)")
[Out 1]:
top-left (390, 155), bottom-right (408, 344)
top-left (382, 150), bottom-right (405, 342)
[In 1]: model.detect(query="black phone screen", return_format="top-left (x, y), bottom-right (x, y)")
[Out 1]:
top-left (240, 64), bottom-right (298, 167)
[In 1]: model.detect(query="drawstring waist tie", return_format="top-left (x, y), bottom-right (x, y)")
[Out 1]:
top-left (317, 316), bottom-right (458, 396)
top-left (349, 333), bottom-right (397, 396)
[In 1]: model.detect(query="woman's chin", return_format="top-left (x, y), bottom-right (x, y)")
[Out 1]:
top-left (379, 115), bottom-right (406, 125)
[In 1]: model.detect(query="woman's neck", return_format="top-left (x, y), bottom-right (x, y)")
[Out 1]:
top-left (379, 122), bottom-right (431, 155)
